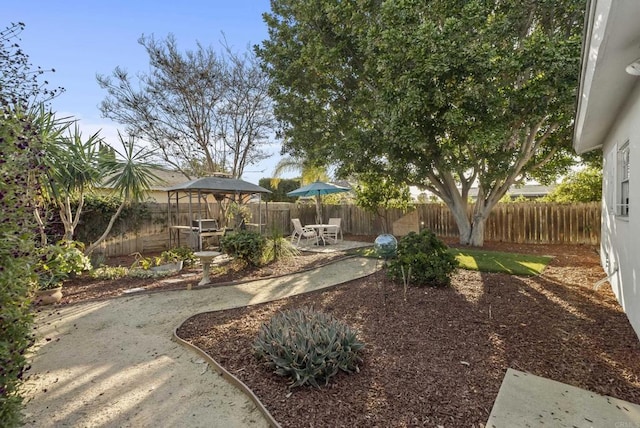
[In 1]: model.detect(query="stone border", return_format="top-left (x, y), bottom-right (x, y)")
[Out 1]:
top-left (172, 328), bottom-right (282, 428)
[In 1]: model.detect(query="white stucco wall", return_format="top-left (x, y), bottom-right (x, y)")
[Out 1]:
top-left (600, 82), bottom-right (640, 339)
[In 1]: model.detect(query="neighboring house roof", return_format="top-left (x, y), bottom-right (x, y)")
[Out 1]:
top-left (99, 167), bottom-right (191, 191)
top-left (468, 184), bottom-right (554, 199)
top-left (574, 0), bottom-right (640, 154)
top-left (149, 169), bottom-right (193, 190)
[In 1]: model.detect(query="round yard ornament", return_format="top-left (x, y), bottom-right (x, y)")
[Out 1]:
top-left (374, 234), bottom-right (397, 260)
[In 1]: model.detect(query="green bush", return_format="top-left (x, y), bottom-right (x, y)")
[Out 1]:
top-left (387, 230), bottom-right (458, 287)
top-left (0, 109), bottom-right (43, 425)
top-left (220, 231), bottom-right (266, 267)
top-left (35, 241), bottom-right (92, 289)
top-left (165, 246), bottom-right (197, 267)
top-left (262, 229), bottom-right (300, 264)
top-left (253, 307), bottom-right (365, 388)
top-left (89, 265), bottom-right (129, 280)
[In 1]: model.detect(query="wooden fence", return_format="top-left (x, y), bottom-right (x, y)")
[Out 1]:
top-left (93, 201), bottom-right (601, 256)
top-left (418, 202), bottom-right (601, 245)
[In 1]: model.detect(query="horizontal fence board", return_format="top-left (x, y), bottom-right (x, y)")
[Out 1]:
top-left (91, 201), bottom-right (602, 256)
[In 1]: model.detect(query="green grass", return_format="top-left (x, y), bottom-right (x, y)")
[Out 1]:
top-left (449, 248), bottom-right (552, 276)
top-left (348, 245), bottom-right (552, 276)
top-left (347, 246), bottom-right (378, 258)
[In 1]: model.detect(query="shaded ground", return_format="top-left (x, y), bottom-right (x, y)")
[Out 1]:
top-left (173, 240), bottom-right (640, 427)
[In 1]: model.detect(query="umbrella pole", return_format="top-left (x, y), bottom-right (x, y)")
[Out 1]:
top-left (315, 193), bottom-right (322, 224)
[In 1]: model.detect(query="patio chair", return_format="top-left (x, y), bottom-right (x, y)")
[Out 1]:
top-left (323, 218), bottom-right (343, 242)
top-left (290, 218), bottom-right (318, 245)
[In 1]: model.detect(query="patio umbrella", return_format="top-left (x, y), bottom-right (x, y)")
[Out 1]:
top-left (287, 181), bottom-right (351, 223)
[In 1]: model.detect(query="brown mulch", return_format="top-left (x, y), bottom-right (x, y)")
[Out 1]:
top-left (174, 239), bottom-right (640, 428)
top-left (61, 236), bottom-right (640, 427)
top-left (61, 250), bottom-right (349, 305)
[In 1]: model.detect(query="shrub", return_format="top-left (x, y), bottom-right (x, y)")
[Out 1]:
top-left (253, 307), bottom-right (365, 388)
top-left (35, 240), bottom-right (92, 289)
top-left (167, 246), bottom-right (197, 267)
top-left (220, 231), bottom-right (266, 267)
top-left (89, 266), bottom-right (129, 280)
top-left (129, 248), bottom-right (192, 271)
top-left (387, 230), bottom-right (458, 287)
top-left (0, 108), bottom-right (44, 425)
top-left (262, 229), bottom-right (300, 264)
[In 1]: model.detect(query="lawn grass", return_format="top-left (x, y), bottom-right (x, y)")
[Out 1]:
top-left (348, 246), bottom-right (552, 276)
top-left (448, 248), bottom-right (552, 275)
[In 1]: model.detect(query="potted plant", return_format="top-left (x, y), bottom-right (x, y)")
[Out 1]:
top-left (34, 241), bottom-right (92, 305)
top-left (128, 247), bottom-right (195, 278)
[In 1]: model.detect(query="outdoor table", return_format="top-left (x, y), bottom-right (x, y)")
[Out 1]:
top-left (192, 251), bottom-right (221, 288)
top-left (306, 224), bottom-right (340, 245)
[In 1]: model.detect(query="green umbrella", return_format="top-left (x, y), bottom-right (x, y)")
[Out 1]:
top-left (287, 181), bottom-right (350, 223)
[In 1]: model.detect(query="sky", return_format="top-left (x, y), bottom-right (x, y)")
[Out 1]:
top-left (5, 0), bottom-right (287, 186)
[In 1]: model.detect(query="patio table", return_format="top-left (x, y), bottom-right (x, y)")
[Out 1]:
top-left (306, 224), bottom-right (340, 245)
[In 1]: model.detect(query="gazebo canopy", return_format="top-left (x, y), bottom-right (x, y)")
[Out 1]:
top-left (166, 176), bottom-right (271, 195)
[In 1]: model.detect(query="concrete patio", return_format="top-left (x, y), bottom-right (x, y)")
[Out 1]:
top-left (487, 368), bottom-right (640, 427)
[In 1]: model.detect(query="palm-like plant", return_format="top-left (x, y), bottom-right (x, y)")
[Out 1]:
top-left (28, 106), bottom-right (72, 244)
top-left (40, 122), bottom-right (102, 242)
top-left (270, 155), bottom-right (330, 188)
top-left (85, 133), bottom-right (162, 254)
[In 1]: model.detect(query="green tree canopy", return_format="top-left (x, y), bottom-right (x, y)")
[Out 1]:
top-left (354, 172), bottom-right (413, 233)
top-left (544, 167), bottom-right (602, 203)
top-left (258, 0), bottom-right (584, 245)
top-left (259, 177), bottom-right (300, 202)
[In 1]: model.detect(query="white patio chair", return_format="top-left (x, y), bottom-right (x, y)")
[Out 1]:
top-left (290, 218), bottom-right (318, 245)
top-left (323, 218), bottom-right (343, 242)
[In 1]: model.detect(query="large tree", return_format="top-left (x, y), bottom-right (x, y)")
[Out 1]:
top-left (544, 167), bottom-right (602, 203)
top-left (258, 0), bottom-right (584, 245)
top-left (98, 34), bottom-right (273, 179)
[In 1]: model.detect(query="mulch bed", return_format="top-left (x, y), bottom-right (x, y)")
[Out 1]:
top-left (61, 251), bottom-right (349, 305)
top-left (58, 236), bottom-right (640, 427)
top-left (174, 239), bottom-right (640, 427)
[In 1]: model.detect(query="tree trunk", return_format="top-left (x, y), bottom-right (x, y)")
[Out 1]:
top-left (447, 202), bottom-right (472, 245)
top-left (33, 208), bottom-right (48, 246)
top-left (85, 202), bottom-right (125, 255)
top-left (467, 216), bottom-right (486, 247)
top-left (448, 201), bottom-right (488, 247)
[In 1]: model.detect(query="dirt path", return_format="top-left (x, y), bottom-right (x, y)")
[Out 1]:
top-left (21, 257), bottom-right (381, 428)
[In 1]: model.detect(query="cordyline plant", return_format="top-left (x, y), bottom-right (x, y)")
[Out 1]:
top-left (35, 127), bottom-right (162, 254)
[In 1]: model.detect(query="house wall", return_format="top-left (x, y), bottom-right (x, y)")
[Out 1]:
top-left (600, 82), bottom-right (640, 338)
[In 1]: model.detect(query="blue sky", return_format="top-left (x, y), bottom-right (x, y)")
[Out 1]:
top-left (6, 0), bottom-right (287, 185)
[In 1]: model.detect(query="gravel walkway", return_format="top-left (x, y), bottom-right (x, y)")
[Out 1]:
top-left (21, 257), bottom-right (381, 428)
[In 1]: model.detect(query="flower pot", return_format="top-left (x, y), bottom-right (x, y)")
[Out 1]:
top-left (35, 286), bottom-right (63, 305)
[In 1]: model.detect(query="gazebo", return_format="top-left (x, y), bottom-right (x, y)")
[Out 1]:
top-left (166, 176), bottom-right (271, 250)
